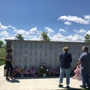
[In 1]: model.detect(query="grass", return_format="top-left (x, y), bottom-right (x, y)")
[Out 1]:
top-left (0, 47), bottom-right (6, 66)
top-left (0, 60), bottom-right (5, 66)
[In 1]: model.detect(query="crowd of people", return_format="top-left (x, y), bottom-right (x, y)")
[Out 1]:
top-left (4, 45), bottom-right (90, 89)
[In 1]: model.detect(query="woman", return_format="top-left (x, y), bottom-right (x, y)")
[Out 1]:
top-left (5, 49), bottom-right (14, 80)
top-left (59, 47), bottom-right (72, 88)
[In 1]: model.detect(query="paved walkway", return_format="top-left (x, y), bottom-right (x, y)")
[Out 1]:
top-left (0, 65), bottom-right (83, 90)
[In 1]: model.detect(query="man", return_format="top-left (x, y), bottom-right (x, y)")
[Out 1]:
top-left (59, 47), bottom-right (72, 88)
top-left (77, 46), bottom-right (90, 88)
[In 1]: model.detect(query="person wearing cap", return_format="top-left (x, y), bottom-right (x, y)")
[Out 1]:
top-left (5, 49), bottom-right (14, 80)
top-left (59, 47), bottom-right (72, 88)
top-left (77, 46), bottom-right (90, 88)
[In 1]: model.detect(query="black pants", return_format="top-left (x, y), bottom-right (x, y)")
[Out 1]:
top-left (5, 61), bottom-right (13, 77)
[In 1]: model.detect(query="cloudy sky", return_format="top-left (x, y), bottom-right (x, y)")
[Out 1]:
top-left (0, 0), bottom-right (90, 42)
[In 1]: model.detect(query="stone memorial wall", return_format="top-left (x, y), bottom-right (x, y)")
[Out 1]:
top-left (5, 40), bottom-right (90, 70)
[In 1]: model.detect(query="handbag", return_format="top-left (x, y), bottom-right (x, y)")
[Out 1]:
top-left (4, 64), bottom-right (7, 70)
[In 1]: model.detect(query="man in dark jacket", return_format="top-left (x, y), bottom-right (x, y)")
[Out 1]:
top-left (59, 47), bottom-right (72, 88)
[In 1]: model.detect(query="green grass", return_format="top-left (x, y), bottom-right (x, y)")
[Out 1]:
top-left (0, 60), bottom-right (5, 66)
top-left (0, 47), bottom-right (6, 66)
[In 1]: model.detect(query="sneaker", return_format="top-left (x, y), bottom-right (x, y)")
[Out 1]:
top-left (66, 86), bottom-right (70, 88)
top-left (80, 85), bottom-right (86, 88)
top-left (59, 84), bottom-right (63, 87)
top-left (10, 76), bottom-right (13, 79)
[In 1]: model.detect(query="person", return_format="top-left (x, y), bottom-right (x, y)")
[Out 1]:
top-left (77, 46), bottom-right (90, 88)
top-left (59, 47), bottom-right (72, 88)
top-left (72, 66), bottom-right (82, 81)
top-left (5, 49), bottom-right (14, 80)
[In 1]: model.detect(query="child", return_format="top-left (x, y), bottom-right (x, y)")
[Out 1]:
top-left (72, 66), bottom-right (82, 81)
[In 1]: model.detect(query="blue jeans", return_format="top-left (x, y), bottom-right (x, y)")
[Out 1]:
top-left (59, 67), bottom-right (70, 85)
top-left (81, 69), bottom-right (90, 87)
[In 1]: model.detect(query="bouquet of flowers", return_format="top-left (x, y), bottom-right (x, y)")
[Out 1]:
top-left (38, 63), bottom-right (47, 77)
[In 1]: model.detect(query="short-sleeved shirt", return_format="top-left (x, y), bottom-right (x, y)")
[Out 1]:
top-left (6, 53), bottom-right (13, 63)
top-left (78, 52), bottom-right (90, 71)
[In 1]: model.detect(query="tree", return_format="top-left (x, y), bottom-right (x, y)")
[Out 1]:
top-left (41, 32), bottom-right (50, 41)
top-left (0, 40), bottom-right (3, 48)
top-left (84, 34), bottom-right (90, 43)
top-left (15, 34), bottom-right (24, 40)
top-left (2, 44), bottom-right (6, 49)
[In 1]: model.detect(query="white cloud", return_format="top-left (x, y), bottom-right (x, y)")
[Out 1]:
top-left (7, 25), bottom-right (16, 30)
top-left (28, 36), bottom-right (40, 40)
top-left (86, 30), bottom-right (90, 35)
top-left (0, 22), bottom-right (8, 30)
top-left (64, 21), bottom-right (71, 26)
top-left (50, 32), bottom-right (84, 42)
top-left (74, 28), bottom-right (86, 34)
top-left (50, 33), bottom-right (64, 41)
top-left (0, 36), bottom-right (15, 43)
top-left (0, 30), bottom-right (9, 37)
top-left (30, 27), bottom-right (39, 34)
top-left (14, 29), bottom-right (30, 36)
top-left (58, 15), bottom-right (89, 24)
top-left (44, 27), bottom-right (54, 34)
top-left (13, 27), bottom-right (40, 39)
top-left (5, 36), bottom-right (15, 40)
top-left (67, 34), bottom-right (84, 42)
top-left (84, 15), bottom-right (90, 21)
top-left (0, 22), bottom-right (86, 42)
top-left (59, 29), bottom-right (66, 32)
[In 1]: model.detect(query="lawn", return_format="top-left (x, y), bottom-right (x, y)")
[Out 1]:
top-left (0, 47), bottom-right (6, 66)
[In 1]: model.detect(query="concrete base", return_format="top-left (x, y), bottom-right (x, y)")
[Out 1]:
top-left (4, 69), bottom-right (6, 76)
top-left (0, 65), bottom-right (85, 90)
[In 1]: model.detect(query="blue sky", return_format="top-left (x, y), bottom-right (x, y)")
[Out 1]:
top-left (0, 0), bottom-right (90, 42)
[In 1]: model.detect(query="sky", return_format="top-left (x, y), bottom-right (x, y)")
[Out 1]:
top-left (0, 0), bottom-right (90, 42)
